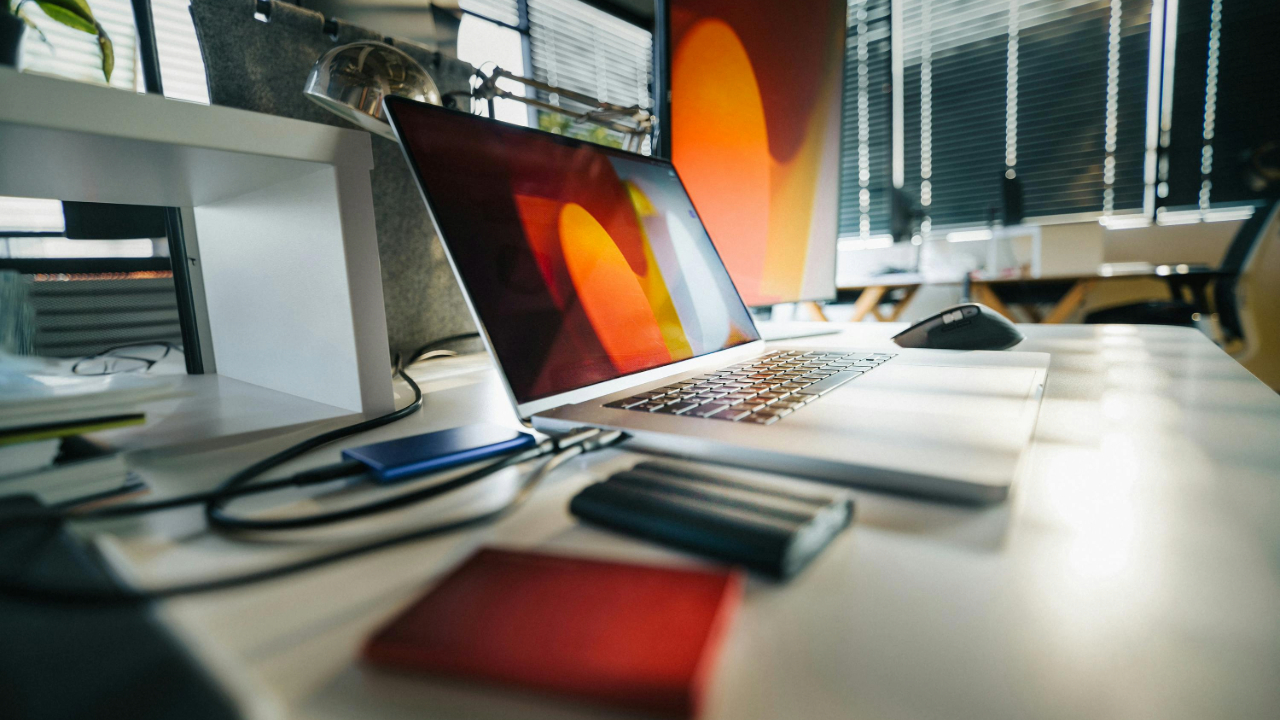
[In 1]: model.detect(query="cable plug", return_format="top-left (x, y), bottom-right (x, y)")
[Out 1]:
top-left (552, 428), bottom-right (628, 454)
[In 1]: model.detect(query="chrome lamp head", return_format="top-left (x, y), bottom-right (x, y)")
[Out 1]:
top-left (304, 41), bottom-right (441, 139)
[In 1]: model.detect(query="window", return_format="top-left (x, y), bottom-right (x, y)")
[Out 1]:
top-left (841, 0), bottom-right (1157, 237)
top-left (20, 0), bottom-right (139, 90)
top-left (1163, 0), bottom-right (1279, 211)
top-left (459, 0), bottom-right (653, 150)
top-left (527, 0), bottom-right (652, 116)
top-left (457, 6), bottom-right (530, 126)
top-left (0, 197), bottom-right (64, 235)
top-left (840, 0), bottom-right (893, 240)
top-left (2, 0), bottom-right (208, 251)
top-left (152, 0), bottom-right (211, 104)
top-left (899, 0), bottom-right (1152, 233)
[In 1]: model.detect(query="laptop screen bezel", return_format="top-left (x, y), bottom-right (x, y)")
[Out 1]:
top-left (383, 96), bottom-right (764, 422)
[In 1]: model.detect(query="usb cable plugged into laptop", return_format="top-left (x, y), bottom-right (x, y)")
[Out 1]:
top-left (205, 427), bottom-right (625, 532)
top-left (0, 339), bottom-right (628, 605)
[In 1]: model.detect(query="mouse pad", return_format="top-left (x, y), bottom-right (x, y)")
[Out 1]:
top-left (363, 547), bottom-right (744, 718)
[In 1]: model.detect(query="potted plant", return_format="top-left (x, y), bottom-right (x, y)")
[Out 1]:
top-left (2, 0), bottom-right (113, 81)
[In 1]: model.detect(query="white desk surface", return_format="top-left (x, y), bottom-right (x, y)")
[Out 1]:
top-left (94, 323), bottom-right (1280, 720)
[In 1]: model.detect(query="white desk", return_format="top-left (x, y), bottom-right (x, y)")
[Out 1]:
top-left (94, 324), bottom-right (1280, 720)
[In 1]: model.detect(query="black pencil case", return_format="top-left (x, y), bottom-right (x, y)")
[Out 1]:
top-left (568, 460), bottom-right (854, 579)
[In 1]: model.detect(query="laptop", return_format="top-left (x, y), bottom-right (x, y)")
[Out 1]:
top-left (384, 97), bottom-right (1048, 504)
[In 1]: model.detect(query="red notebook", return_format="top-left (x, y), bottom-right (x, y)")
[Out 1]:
top-left (363, 547), bottom-right (744, 718)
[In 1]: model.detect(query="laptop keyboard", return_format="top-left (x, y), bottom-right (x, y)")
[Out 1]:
top-left (603, 350), bottom-right (895, 425)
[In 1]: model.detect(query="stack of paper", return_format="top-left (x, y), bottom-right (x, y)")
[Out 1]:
top-left (0, 355), bottom-right (182, 506)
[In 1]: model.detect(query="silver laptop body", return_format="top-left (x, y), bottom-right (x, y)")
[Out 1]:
top-left (385, 97), bottom-right (1047, 504)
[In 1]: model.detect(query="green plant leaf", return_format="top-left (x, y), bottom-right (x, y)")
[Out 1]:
top-left (33, 0), bottom-right (96, 34)
top-left (95, 20), bottom-right (111, 81)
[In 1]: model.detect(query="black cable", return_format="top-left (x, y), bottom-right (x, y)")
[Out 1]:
top-left (0, 363), bottom-right (424, 527)
top-left (0, 354), bottom-right (428, 530)
top-left (200, 365), bottom-right (426, 509)
top-left (0, 461), bottom-right (368, 528)
top-left (0, 323), bottom-right (624, 603)
top-left (205, 439), bottom-right (551, 531)
top-left (0, 430), bottom-right (625, 605)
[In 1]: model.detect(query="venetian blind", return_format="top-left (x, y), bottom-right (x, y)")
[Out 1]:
top-left (894, 0), bottom-right (1152, 232)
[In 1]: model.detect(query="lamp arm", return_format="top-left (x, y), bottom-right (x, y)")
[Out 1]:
top-left (491, 88), bottom-right (645, 137)
top-left (488, 66), bottom-right (643, 118)
top-left (472, 65), bottom-right (653, 147)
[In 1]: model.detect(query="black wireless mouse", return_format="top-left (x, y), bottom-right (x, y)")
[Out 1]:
top-left (891, 303), bottom-right (1024, 351)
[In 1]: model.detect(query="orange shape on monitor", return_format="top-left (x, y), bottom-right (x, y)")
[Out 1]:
top-left (671, 19), bottom-right (771, 304)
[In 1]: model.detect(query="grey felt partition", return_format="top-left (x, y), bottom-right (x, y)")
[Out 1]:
top-left (189, 0), bottom-right (478, 359)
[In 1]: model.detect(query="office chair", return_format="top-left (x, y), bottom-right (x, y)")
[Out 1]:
top-left (1084, 199), bottom-right (1280, 337)
top-left (1229, 202), bottom-right (1280, 390)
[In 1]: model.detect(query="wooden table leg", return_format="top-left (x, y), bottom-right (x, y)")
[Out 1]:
top-left (848, 286), bottom-right (888, 322)
top-left (883, 285), bottom-right (919, 321)
top-left (971, 283), bottom-right (1017, 322)
top-left (799, 301), bottom-right (829, 322)
top-left (1043, 280), bottom-right (1095, 324)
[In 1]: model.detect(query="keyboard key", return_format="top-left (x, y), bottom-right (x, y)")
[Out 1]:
top-left (793, 370), bottom-right (864, 397)
top-left (770, 400), bottom-right (806, 411)
top-left (756, 406), bottom-right (792, 418)
top-left (605, 397), bottom-right (649, 409)
top-left (694, 402), bottom-right (731, 417)
top-left (708, 407), bottom-right (753, 421)
top-left (757, 391), bottom-right (790, 401)
top-left (657, 401), bottom-right (702, 414)
top-left (741, 413), bottom-right (780, 425)
top-left (635, 402), bottom-right (669, 412)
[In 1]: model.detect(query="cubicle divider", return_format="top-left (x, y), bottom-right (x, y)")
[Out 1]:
top-left (190, 0), bottom-right (480, 360)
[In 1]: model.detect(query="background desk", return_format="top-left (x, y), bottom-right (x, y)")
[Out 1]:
top-left (96, 324), bottom-right (1280, 720)
top-left (837, 265), bottom-right (1218, 324)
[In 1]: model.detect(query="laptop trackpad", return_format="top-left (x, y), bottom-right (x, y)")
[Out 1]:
top-left (825, 365), bottom-right (1041, 420)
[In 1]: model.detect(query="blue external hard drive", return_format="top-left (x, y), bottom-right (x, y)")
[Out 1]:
top-left (342, 423), bottom-right (538, 483)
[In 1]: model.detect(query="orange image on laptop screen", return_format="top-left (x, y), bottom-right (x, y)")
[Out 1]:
top-left (389, 104), bottom-right (759, 404)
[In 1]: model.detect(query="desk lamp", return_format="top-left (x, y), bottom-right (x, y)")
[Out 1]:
top-left (304, 41), bottom-right (442, 139)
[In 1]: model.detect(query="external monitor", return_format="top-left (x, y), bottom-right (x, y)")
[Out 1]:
top-left (660, 0), bottom-right (847, 307)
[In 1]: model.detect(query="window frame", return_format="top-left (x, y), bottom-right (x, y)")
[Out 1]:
top-left (462, 0), bottom-right (654, 131)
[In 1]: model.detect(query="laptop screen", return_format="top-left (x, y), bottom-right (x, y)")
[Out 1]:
top-left (387, 99), bottom-right (760, 404)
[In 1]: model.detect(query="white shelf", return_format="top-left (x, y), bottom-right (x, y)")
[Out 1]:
top-left (0, 68), bottom-right (394, 417)
top-left (0, 67), bottom-right (370, 206)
